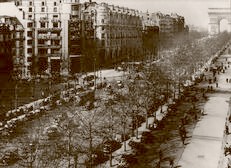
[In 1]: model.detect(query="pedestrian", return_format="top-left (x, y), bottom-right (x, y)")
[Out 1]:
top-left (210, 85), bottom-right (213, 91)
top-left (228, 158), bottom-right (231, 168)
top-left (179, 127), bottom-right (185, 145)
top-left (226, 124), bottom-right (230, 135)
top-left (213, 77), bottom-right (216, 83)
top-left (169, 159), bottom-right (174, 168)
top-left (194, 111), bottom-right (198, 120)
top-left (229, 115), bottom-right (231, 122)
top-left (209, 79), bottom-right (212, 84)
top-left (216, 82), bottom-right (218, 88)
top-left (181, 118), bottom-right (185, 126)
top-left (227, 78), bottom-right (229, 83)
top-left (180, 132), bottom-right (186, 145)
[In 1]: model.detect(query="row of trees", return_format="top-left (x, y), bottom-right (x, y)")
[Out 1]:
top-left (10, 32), bottom-right (231, 168)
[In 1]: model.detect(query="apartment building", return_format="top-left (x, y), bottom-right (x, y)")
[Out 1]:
top-left (140, 12), bottom-right (159, 60)
top-left (152, 12), bottom-right (187, 47)
top-left (82, 2), bottom-right (143, 67)
top-left (13, 0), bottom-right (80, 78)
top-left (0, 23), bottom-right (13, 75)
top-left (0, 0), bottom-right (188, 78)
top-left (0, 16), bottom-right (24, 79)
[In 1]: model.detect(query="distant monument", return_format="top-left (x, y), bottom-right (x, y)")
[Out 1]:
top-left (208, 8), bottom-right (231, 35)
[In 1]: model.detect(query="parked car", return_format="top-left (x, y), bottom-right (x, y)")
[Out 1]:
top-left (128, 140), bottom-right (146, 154)
top-left (103, 140), bottom-right (121, 154)
top-left (118, 153), bottom-right (138, 167)
top-left (141, 131), bottom-right (154, 144)
top-left (83, 75), bottom-right (96, 82)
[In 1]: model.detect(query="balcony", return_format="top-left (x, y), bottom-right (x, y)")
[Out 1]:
top-left (50, 36), bottom-right (62, 40)
top-left (38, 28), bottom-right (49, 33)
top-left (28, 17), bottom-right (34, 21)
top-left (38, 35), bottom-right (49, 40)
top-left (51, 18), bottom-right (61, 23)
top-left (39, 17), bottom-right (49, 23)
top-left (50, 45), bottom-right (62, 49)
top-left (15, 27), bottom-right (24, 32)
top-left (70, 36), bottom-right (80, 41)
top-left (48, 53), bottom-right (61, 57)
top-left (15, 36), bottom-right (24, 40)
top-left (37, 44), bottom-right (49, 48)
top-left (50, 27), bottom-right (62, 32)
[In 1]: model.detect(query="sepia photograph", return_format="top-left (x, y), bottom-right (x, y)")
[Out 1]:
top-left (0, 0), bottom-right (231, 167)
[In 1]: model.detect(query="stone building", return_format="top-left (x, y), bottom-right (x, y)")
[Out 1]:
top-left (0, 0), bottom-right (188, 79)
top-left (12, 0), bottom-right (80, 78)
top-left (0, 23), bottom-right (13, 75)
top-left (82, 2), bottom-right (143, 68)
top-left (140, 11), bottom-right (159, 60)
top-left (0, 16), bottom-right (24, 79)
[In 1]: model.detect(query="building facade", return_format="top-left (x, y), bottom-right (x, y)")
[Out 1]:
top-left (140, 12), bottom-right (159, 60)
top-left (0, 23), bottom-right (13, 75)
top-left (0, 16), bottom-right (24, 79)
top-left (152, 12), bottom-right (187, 48)
top-left (14, 0), bottom-right (80, 78)
top-left (82, 2), bottom-right (143, 68)
top-left (0, 0), bottom-right (188, 79)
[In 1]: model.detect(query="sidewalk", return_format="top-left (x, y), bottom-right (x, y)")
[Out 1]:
top-left (178, 54), bottom-right (231, 168)
top-left (178, 97), bottom-right (229, 168)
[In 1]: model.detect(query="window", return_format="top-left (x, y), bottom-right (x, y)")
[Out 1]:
top-left (53, 22), bottom-right (58, 28)
top-left (40, 22), bottom-right (46, 28)
top-left (27, 48), bottom-right (32, 54)
top-left (53, 7), bottom-right (57, 12)
top-left (101, 33), bottom-right (105, 39)
top-left (29, 7), bottom-right (32, 12)
top-left (27, 57), bottom-right (32, 62)
top-left (42, 1), bottom-right (45, 6)
top-left (54, 2), bottom-right (57, 6)
top-left (102, 26), bottom-right (104, 31)
top-left (38, 49), bottom-right (47, 54)
top-left (27, 31), bottom-right (33, 37)
top-left (27, 40), bottom-right (32, 45)
top-left (27, 22), bottom-right (33, 27)
top-left (28, 15), bottom-right (32, 20)
top-left (38, 40), bottom-right (45, 45)
top-left (29, 1), bottom-right (32, 6)
top-left (101, 19), bottom-right (104, 23)
top-left (41, 7), bottom-right (45, 12)
top-left (53, 15), bottom-right (58, 18)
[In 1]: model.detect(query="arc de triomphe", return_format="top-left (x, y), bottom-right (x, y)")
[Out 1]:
top-left (208, 8), bottom-right (231, 35)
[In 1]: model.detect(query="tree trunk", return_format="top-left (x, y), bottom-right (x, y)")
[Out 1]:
top-left (123, 122), bottom-right (126, 151)
top-left (74, 154), bottom-right (78, 168)
top-left (89, 122), bottom-right (93, 168)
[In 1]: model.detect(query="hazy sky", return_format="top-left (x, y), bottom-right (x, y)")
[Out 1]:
top-left (81, 0), bottom-right (231, 29)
